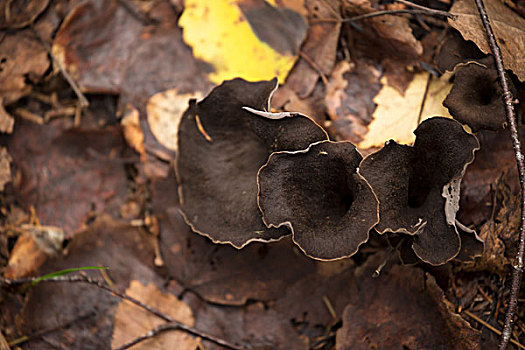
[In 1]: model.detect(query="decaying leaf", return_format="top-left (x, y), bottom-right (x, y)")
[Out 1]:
top-left (284, 0), bottom-right (341, 98)
top-left (16, 216), bottom-right (159, 349)
top-left (324, 60), bottom-right (382, 144)
top-left (0, 30), bottom-right (49, 105)
top-left (336, 263), bottom-right (480, 349)
top-left (146, 89), bottom-right (203, 152)
top-left (435, 29), bottom-right (487, 74)
top-left (111, 281), bottom-right (197, 350)
top-left (360, 117), bottom-right (479, 265)
top-left (0, 103), bottom-right (14, 134)
top-left (0, 0), bottom-right (50, 29)
top-left (258, 140), bottom-right (379, 260)
top-left (4, 225), bottom-right (64, 279)
top-left (179, 0), bottom-right (307, 84)
top-left (0, 148), bottom-right (12, 191)
top-left (8, 120), bottom-right (129, 237)
top-left (176, 78), bottom-right (328, 248)
top-left (342, 0), bottom-right (422, 94)
top-left (120, 104), bottom-right (146, 159)
top-left (52, 0), bottom-right (209, 102)
top-left (187, 295), bottom-right (308, 349)
top-left (449, 0), bottom-right (525, 81)
top-left (359, 72), bottom-right (453, 149)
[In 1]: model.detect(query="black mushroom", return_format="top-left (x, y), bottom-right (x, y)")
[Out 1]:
top-left (175, 78), bottom-right (328, 248)
top-left (257, 140), bottom-right (379, 260)
top-left (359, 117), bottom-right (480, 265)
top-left (443, 58), bottom-right (515, 132)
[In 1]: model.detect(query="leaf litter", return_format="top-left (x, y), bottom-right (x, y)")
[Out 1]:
top-left (1, 0), bottom-right (525, 349)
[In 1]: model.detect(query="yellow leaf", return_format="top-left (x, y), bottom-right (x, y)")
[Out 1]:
top-left (358, 72), bottom-right (452, 149)
top-left (179, 0), bottom-right (302, 84)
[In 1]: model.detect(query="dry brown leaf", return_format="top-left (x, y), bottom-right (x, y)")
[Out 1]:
top-left (0, 102), bottom-right (14, 134)
top-left (449, 0), bottom-right (525, 81)
top-left (121, 104), bottom-right (146, 160)
top-left (358, 72), bottom-right (452, 149)
top-left (146, 90), bottom-right (203, 152)
top-left (0, 148), bottom-right (12, 191)
top-left (284, 0), bottom-right (341, 98)
top-left (0, 0), bottom-right (50, 29)
top-left (111, 280), bottom-right (197, 350)
top-left (325, 60), bottom-right (382, 144)
top-left (0, 31), bottom-right (49, 105)
top-left (4, 225), bottom-right (63, 279)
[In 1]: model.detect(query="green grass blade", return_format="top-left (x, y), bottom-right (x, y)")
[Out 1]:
top-left (31, 266), bottom-right (108, 286)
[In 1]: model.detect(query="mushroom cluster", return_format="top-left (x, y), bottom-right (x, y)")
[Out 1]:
top-left (175, 78), bottom-right (482, 265)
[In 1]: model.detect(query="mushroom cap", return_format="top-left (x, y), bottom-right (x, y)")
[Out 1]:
top-left (257, 140), bottom-right (379, 260)
top-left (176, 78), bottom-right (328, 248)
top-left (360, 117), bottom-right (479, 265)
top-left (443, 59), bottom-right (510, 132)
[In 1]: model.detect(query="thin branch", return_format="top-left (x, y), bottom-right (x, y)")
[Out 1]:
top-left (462, 310), bottom-right (525, 350)
top-left (311, 8), bottom-right (453, 24)
top-left (0, 275), bottom-right (244, 350)
top-left (115, 322), bottom-right (211, 350)
top-left (471, 0), bottom-right (525, 348)
top-left (345, 9), bottom-right (454, 22)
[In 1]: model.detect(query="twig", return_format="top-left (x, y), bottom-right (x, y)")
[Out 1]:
top-left (0, 275), bottom-right (244, 350)
top-left (394, 0), bottom-right (449, 15)
top-left (311, 8), bottom-right (454, 24)
top-left (8, 312), bottom-right (96, 347)
top-left (462, 310), bottom-right (525, 349)
top-left (345, 9), bottom-right (454, 21)
top-left (29, 29), bottom-right (89, 108)
top-left (298, 51), bottom-right (328, 86)
top-left (114, 321), bottom-right (230, 350)
top-left (472, 0), bottom-right (525, 348)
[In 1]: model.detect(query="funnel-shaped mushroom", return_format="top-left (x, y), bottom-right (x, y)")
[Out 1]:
top-left (360, 117), bottom-right (479, 265)
top-left (257, 141), bottom-right (379, 260)
top-left (176, 78), bottom-right (328, 248)
top-left (443, 59), bottom-right (514, 132)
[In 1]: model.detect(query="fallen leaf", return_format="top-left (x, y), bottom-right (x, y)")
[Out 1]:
top-left (342, 0), bottom-right (422, 94)
top-left (0, 0), bottom-right (50, 29)
top-left (336, 262), bottom-right (480, 349)
top-left (179, 0), bottom-right (306, 84)
top-left (146, 89), bottom-right (203, 152)
top-left (53, 0), bottom-right (209, 102)
top-left (324, 60), bottom-right (382, 144)
top-left (0, 147), bottom-right (12, 191)
top-left (8, 120), bottom-right (130, 237)
top-left (0, 102), bottom-right (14, 134)
top-left (358, 72), bottom-right (452, 149)
top-left (4, 225), bottom-right (64, 279)
top-left (121, 104), bottom-right (146, 160)
top-left (449, 0), bottom-right (525, 81)
top-left (284, 0), bottom-right (341, 98)
top-left (186, 294), bottom-right (308, 350)
top-left (16, 216), bottom-right (159, 349)
top-left (0, 30), bottom-right (49, 105)
top-left (111, 281), bottom-right (197, 350)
